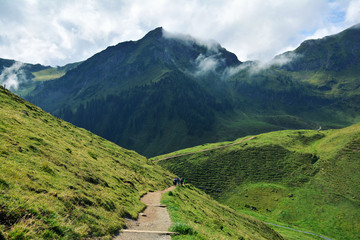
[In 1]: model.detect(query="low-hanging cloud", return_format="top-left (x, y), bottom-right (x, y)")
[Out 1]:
top-left (222, 52), bottom-right (301, 78)
top-left (163, 29), bottom-right (221, 54)
top-left (0, 62), bottom-right (26, 90)
top-left (194, 54), bottom-right (223, 76)
top-left (222, 63), bottom-right (251, 78)
top-left (163, 28), bottom-right (226, 76)
top-left (250, 52), bottom-right (302, 73)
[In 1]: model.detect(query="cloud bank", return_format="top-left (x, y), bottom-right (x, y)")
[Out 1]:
top-left (0, 0), bottom-right (360, 66)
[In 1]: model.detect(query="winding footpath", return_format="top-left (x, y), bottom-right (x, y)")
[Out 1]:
top-left (114, 186), bottom-right (176, 240)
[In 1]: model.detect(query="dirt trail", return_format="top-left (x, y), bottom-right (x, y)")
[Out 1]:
top-left (114, 186), bottom-right (176, 240)
top-left (153, 136), bottom-right (256, 162)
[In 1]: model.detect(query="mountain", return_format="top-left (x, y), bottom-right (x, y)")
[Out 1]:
top-left (281, 23), bottom-right (360, 71)
top-left (225, 23), bottom-right (360, 134)
top-left (155, 123), bottom-right (360, 240)
top-left (0, 86), bottom-right (283, 239)
top-left (20, 24), bottom-right (360, 157)
top-left (275, 23), bottom-right (360, 101)
top-left (26, 27), bottom-right (241, 157)
top-left (27, 27), bottom-right (240, 112)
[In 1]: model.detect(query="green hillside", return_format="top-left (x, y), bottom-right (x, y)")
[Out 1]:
top-left (155, 124), bottom-right (360, 240)
top-left (0, 86), bottom-right (174, 239)
top-left (161, 185), bottom-right (284, 240)
top-left (31, 62), bottom-right (82, 81)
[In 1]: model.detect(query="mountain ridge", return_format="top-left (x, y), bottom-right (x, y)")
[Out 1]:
top-left (279, 23), bottom-right (360, 71)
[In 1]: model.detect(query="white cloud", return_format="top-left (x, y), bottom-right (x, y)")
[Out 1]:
top-left (194, 54), bottom-right (223, 75)
top-left (0, 0), bottom-right (359, 66)
top-left (0, 62), bottom-right (25, 90)
top-left (303, 0), bottom-right (360, 42)
top-left (163, 30), bottom-right (221, 53)
top-left (345, 0), bottom-right (360, 24)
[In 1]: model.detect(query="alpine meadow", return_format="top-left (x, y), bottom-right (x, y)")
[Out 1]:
top-left (1, 20), bottom-right (360, 240)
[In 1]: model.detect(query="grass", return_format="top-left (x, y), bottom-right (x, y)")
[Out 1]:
top-left (31, 62), bottom-right (82, 81)
top-left (157, 124), bottom-right (360, 240)
top-left (266, 224), bottom-right (326, 240)
top-left (161, 185), bottom-right (284, 240)
top-left (0, 86), bottom-right (174, 239)
top-left (32, 70), bottom-right (65, 81)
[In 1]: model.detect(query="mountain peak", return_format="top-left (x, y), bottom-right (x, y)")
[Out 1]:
top-left (143, 26), bottom-right (164, 40)
top-left (349, 23), bottom-right (360, 30)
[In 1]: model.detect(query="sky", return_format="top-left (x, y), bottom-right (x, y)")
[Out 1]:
top-left (0, 0), bottom-right (360, 66)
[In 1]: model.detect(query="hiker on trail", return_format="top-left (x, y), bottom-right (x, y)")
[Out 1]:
top-left (173, 178), bottom-right (178, 186)
top-left (180, 177), bottom-right (185, 186)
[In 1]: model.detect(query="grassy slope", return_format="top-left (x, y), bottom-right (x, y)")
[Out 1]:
top-left (155, 124), bottom-right (360, 240)
top-left (32, 68), bottom-right (66, 81)
top-left (31, 62), bottom-right (82, 81)
top-left (0, 86), bottom-right (174, 239)
top-left (161, 185), bottom-right (284, 240)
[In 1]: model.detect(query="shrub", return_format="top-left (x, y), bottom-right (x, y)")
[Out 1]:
top-left (88, 151), bottom-right (97, 160)
top-left (170, 222), bottom-right (195, 235)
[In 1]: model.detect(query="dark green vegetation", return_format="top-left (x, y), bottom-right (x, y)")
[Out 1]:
top-left (0, 86), bottom-right (174, 239)
top-left (156, 124), bottom-right (360, 240)
top-left (161, 185), bottom-right (284, 240)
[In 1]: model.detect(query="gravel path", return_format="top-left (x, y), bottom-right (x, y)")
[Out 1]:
top-left (114, 186), bottom-right (175, 240)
